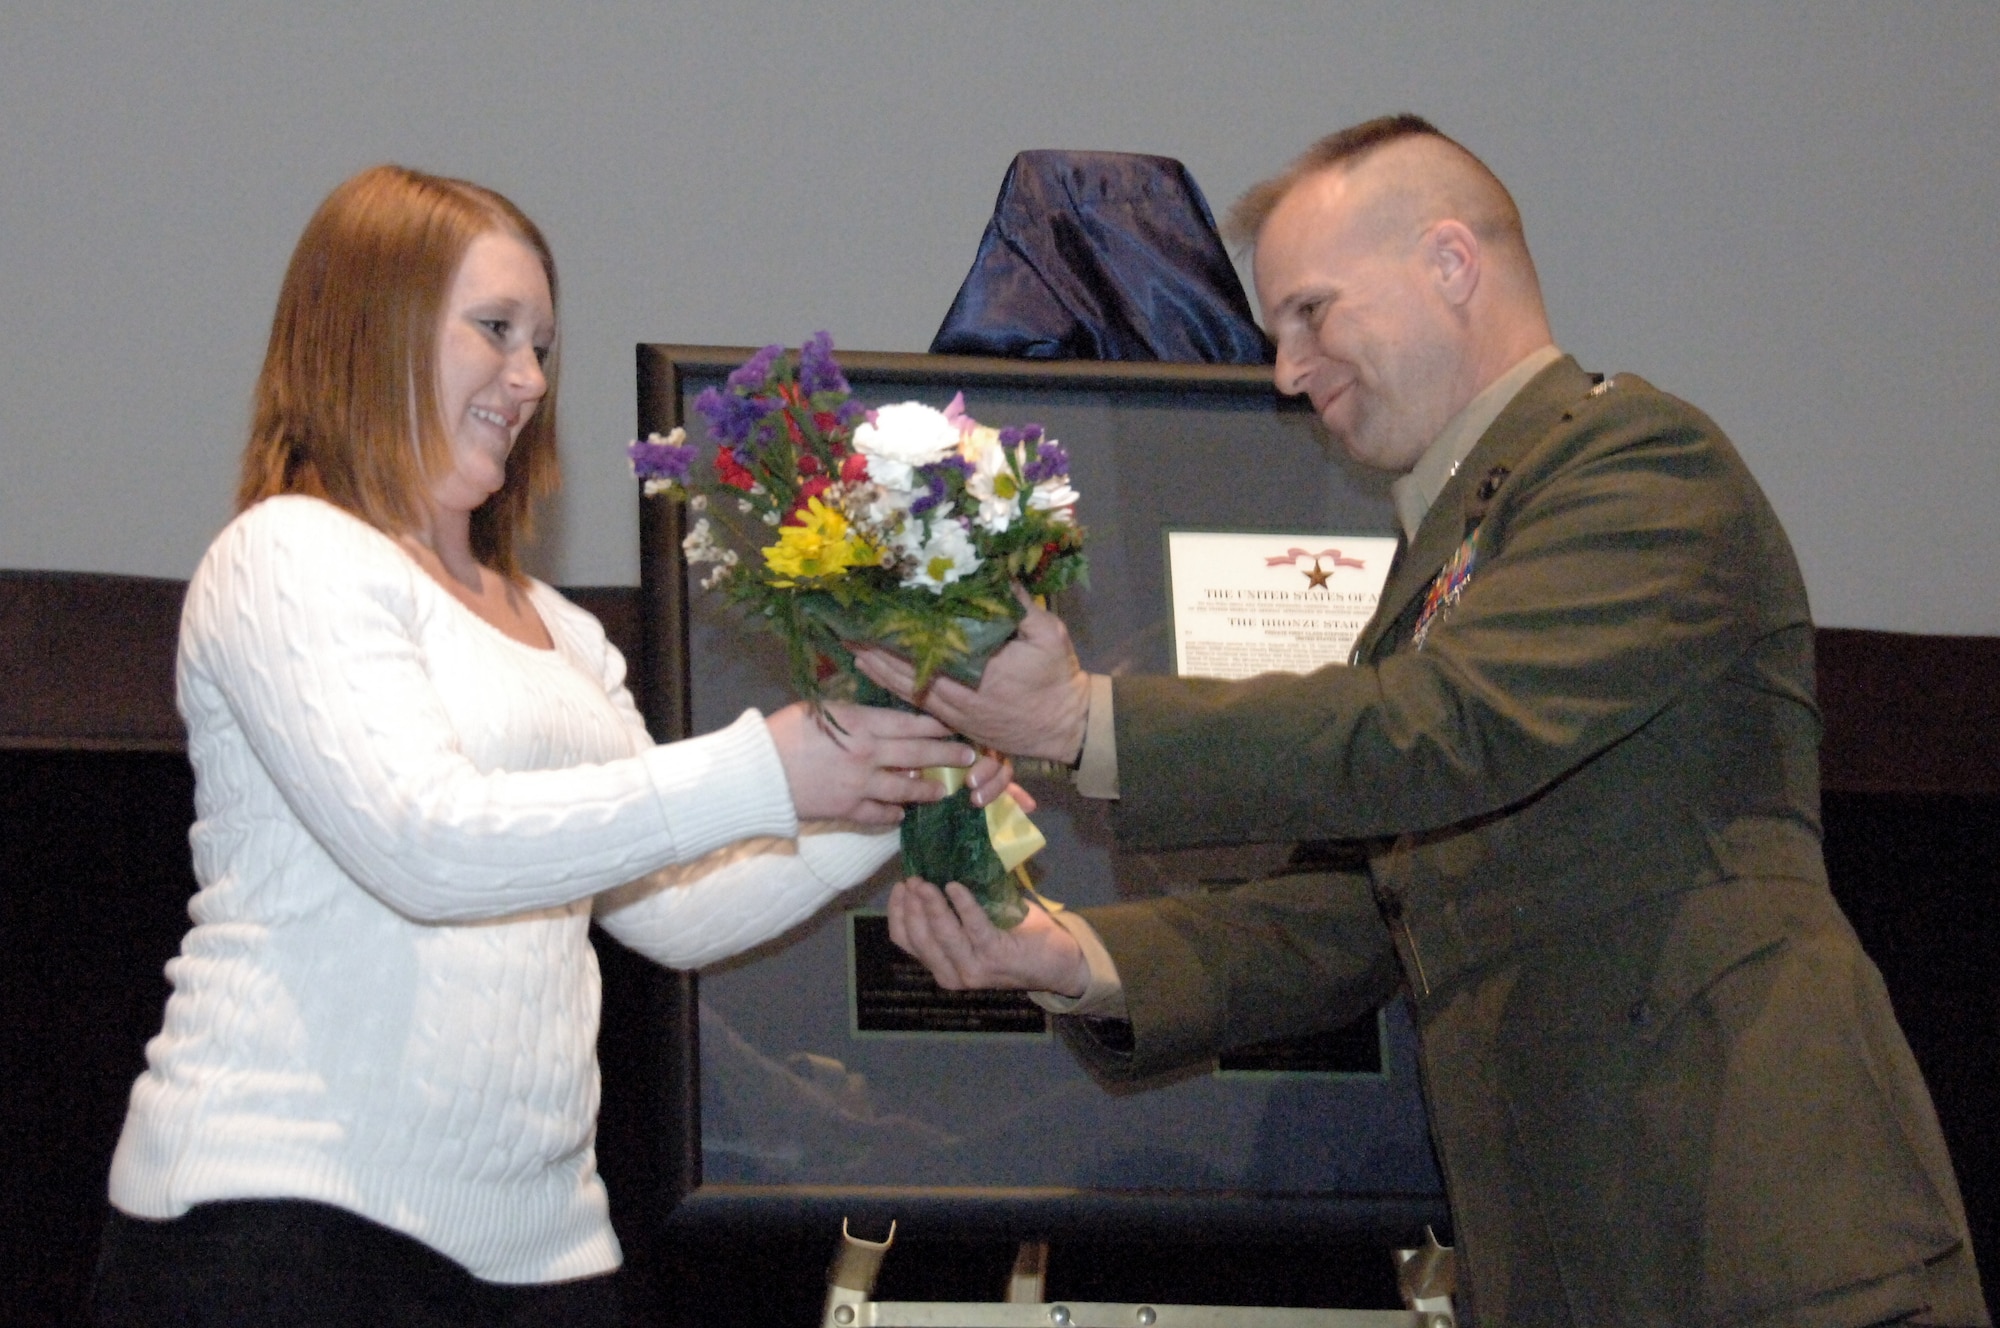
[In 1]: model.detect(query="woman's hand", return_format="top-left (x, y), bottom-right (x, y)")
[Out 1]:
top-left (886, 876), bottom-right (1088, 997)
top-left (766, 702), bottom-right (994, 827)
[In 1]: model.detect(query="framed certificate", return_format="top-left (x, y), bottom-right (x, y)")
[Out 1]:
top-left (1165, 530), bottom-right (1398, 680)
top-left (623, 346), bottom-right (1443, 1242)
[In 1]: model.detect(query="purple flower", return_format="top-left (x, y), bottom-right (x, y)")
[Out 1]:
top-left (916, 470), bottom-right (956, 516)
top-left (998, 424), bottom-right (1043, 449)
top-left (798, 330), bottom-right (849, 396)
top-left (908, 456), bottom-right (973, 517)
top-left (726, 344), bottom-right (785, 393)
top-left (694, 385), bottom-right (778, 445)
top-left (628, 433), bottom-right (697, 482)
top-left (834, 399), bottom-right (869, 427)
top-left (1023, 438), bottom-right (1069, 484)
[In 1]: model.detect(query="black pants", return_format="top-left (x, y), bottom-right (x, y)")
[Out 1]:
top-left (87, 1200), bottom-right (621, 1328)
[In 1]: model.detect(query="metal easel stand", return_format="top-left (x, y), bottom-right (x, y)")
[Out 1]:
top-left (819, 1221), bottom-right (1457, 1328)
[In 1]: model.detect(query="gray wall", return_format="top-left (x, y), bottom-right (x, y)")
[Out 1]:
top-left (3, 2), bottom-right (1994, 634)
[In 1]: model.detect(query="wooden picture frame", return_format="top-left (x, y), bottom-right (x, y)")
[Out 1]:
top-left (629, 343), bottom-right (1442, 1243)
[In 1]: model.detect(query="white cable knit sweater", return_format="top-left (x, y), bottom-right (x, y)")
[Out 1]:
top-left (107, 495), bottom-right (896, 1282)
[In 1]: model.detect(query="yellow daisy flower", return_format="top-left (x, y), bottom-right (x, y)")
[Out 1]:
top-left (762, 498), bottom-right (878, 585)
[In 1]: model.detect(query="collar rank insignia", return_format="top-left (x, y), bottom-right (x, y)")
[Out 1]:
top-left (1412, 532), bottom-right (1478, 651)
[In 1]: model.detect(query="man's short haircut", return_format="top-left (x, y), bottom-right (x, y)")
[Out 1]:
top-left (237, 165), bottom-right (561, 580)
top-left (1224, 114), bottom-right (1519, 254)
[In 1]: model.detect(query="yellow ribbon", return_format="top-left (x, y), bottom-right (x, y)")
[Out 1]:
top-left (927, 765), bottom-right (1046, 871)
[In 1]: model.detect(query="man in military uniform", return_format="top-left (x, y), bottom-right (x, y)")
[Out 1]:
top-left (857, 116), bottom-right (1985, 1326)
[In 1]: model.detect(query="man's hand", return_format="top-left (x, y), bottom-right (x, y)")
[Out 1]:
top-left (851, 599), bottom-right (1091, 764)
top-left (886, 876), bottom-right (1089, 997)
top-left (765, 702), bottom-right (999, 827)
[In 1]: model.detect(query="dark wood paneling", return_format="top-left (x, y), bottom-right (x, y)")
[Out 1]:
top-left (1817, 627), bottom-right (2000, 795)
top-left (0, 574), bottom-right (646, 752)
top-left (7, 573), bottom-right (1995, 795)
top-left (0, 572), bottom-right (186, 751)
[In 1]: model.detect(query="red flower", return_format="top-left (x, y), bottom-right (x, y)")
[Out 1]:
top-left (715, 445), bottom-right (756, 491)
top-left (796, 453), bottom-right (822, 477)
top-left (839, 453), bottom-right (870, 484)
top-left (813, 411), bottom-right (841, 434)
top-left (787, 475), bottom-right (831, 521)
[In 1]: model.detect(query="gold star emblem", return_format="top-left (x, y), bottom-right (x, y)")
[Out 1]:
top-left (1304, 559), bottom-right (1333, 589)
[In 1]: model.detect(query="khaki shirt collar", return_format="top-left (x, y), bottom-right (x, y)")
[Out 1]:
top-left (1390, 344), bottom-right (1563, 542)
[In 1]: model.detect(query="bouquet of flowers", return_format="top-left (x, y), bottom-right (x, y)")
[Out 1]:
top-left (628, 333), bottom-right (1085, 926)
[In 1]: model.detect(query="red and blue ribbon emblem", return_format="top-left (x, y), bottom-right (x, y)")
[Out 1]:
top-left (1412, 534), bottom-right (1478, 650)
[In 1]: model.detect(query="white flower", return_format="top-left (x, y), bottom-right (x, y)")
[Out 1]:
top-left (853, 401), bottom-right (959, 492)
top-left (1028, 475), bottom-right (1081, 519)
top-left (857, 484), bottom-right (906, 529)
top-left (682, 517), bottom-right (727, 564)
top-left (845, 486), bottom-right (908, 552)
top-left (686, 517), bottom-right (737, 588)
top-left (902, 518), bottom-right (981, 592)
top-left (889, 518), bottom-right (926, 560)
top-left (959, 426), bottom-right (1024, 534)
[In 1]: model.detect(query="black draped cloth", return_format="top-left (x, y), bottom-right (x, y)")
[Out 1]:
top-left (930, 151), bottom-right (1271, 364)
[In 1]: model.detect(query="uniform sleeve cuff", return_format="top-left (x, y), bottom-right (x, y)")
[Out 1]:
top-left (1071, 673), bottom-right (1120, 800)
top-left (1028, 904), bottom-right (1127, 1018)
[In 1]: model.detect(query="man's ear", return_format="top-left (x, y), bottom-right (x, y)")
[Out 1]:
top-left (1426, 219), bottom-right (1480, 308)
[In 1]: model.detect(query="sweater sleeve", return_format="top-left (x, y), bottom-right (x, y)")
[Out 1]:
top-left (591, 823), bottom-right (898, 969)
top-left (539, 575), bottom-right (899, 967)
top-left (181, 498), bottom-right (800, 923)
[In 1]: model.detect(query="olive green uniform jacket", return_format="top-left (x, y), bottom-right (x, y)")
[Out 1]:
top-left (1063, 358), bottom-right (1985, 1327)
